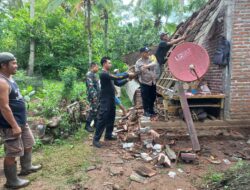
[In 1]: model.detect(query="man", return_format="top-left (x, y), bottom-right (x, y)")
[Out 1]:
top-left (0, 52), bottom-right (42, 189)
top-left (85, 62), bottom-right (100, 132)
top-left (135, 47), bottom-right (158, 117)
top-left (155, 32), bottom-right (186, 74)
top-left (93, 57), bottom-right (134, 148)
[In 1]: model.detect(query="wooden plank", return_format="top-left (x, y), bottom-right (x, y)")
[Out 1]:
top-left (178, 82), bottom-right (200, 151)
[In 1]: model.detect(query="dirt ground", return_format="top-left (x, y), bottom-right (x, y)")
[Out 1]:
top-left (1, 126), bottom-right (250, 190)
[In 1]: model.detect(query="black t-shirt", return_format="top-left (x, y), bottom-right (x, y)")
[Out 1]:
top-left (155, 41), bottom-right (172, 65)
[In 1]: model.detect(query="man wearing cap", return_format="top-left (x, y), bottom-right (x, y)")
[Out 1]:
top-left (155, 32), bottom-right (186, 75)
top-left (0, 52), bottom-right (42, 189)
top-left (135, 47), bottom-right (158, 117)
top-left (85, 62), bottom-right (100, 132)
top-left (92, 57), bottom-right (134, 148)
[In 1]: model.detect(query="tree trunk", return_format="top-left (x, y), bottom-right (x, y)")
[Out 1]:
top-left (104, 9), bottom-right (108, 53)
top-left (86, 0), bottom-right (92, 65)
top-left (28, 0), bottom-right (35, 76)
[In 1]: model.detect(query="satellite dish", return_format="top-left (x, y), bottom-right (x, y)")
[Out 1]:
top-left (168, 42), bottom-right (210, 82)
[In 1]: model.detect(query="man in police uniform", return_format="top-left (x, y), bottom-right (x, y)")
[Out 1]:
top-left (85, 62), bottom-right (100, 132)
top-left (0, 52), bottom-right (42, 189)
top-left (93, 56), bottom-right (134, 148)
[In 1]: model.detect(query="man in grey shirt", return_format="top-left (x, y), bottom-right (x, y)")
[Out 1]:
top-left (135, 47), bottom-right (158, 117)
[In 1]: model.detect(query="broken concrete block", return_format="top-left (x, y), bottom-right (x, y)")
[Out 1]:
top-left (165, 145), bottom-right (177, 161)
top-left (140, 153), bottom-right (153, 162)
top-left (157, 153), bottom-right (171, 167)
top-left (122, 143), bottom-right (134, 149)
top-left (180, 153), bottom-right (197, 163)
top-left (153, 144), bottom-right (162, 153)
top-left (47, 116), bottom-right (61, 128)
top-left (135, 166), bottom-right (157, 177)
top-left (130, 171), bottom-right (147, 184)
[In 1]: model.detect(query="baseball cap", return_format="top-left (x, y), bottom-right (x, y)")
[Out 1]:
top-left (139, 47), bottom-right (150, 53)
top-left (0, 52), bottom-right (16, 64)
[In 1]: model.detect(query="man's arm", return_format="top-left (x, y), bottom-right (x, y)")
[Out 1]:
top-left (168, 35), bottom-right (186, 45)
top-left (114, 78), bottom-right (129, 87)
top-left (0, 79), bottom-right (21, 136)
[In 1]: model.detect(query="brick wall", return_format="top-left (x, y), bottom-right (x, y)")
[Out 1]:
top-left (229, 0), bottom-right (250, 119)
top-left (203, 9), bottom-right (225, 93)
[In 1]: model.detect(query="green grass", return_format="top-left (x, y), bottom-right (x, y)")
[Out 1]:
top-left (201, 161), bottom-right (250, 190)
top-left (120, 87), bottom-right (133, 108)
top-left (0, 144), bottom-right (4, 158)
top-left (22, 128), bottom-right (96, 190)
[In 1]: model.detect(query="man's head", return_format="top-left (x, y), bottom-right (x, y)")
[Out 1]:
top-left (160, 32), bottom-right (169, 41)
top-left (101, 56), bottom-right (112, 71)
top-left (90, 62), bottom-right (99, 73)
top-left (0, 52), bottom-right (18, 75)
top-left (140, 47), bottom-right (150, 59)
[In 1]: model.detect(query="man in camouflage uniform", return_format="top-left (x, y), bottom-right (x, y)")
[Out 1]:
top-left (85, 62), bottom-right (100, 132)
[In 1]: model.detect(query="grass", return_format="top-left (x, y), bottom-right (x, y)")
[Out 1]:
top-left (200, 161), bottom-right (250, 190)
top-left (22, 128), bottom-right (96, 190)
top-left (120, 87), bottom-right (133, 108)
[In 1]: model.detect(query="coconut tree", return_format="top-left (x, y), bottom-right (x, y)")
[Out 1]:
top-left (28, 0), bottom-right (35, 76)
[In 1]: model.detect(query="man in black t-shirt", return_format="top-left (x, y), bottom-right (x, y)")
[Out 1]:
top-left (155, 32), bottom-right (186, 75)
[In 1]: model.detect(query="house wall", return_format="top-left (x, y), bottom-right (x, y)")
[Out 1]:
top-left (202, 9), bottom-right (226, 93)
top-left (229, 0), bottom-right (250, 119)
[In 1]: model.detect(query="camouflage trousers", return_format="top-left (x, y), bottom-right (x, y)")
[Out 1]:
top-left (86, 99), bottom-right (99, 123)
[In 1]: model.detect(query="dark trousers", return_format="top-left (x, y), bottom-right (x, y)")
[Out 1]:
top-left (140, 83), bottom-right (156, 114)
top-left (94, 97), bottom-right (116, 142)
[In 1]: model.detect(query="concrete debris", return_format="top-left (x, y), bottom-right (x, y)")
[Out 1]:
top-left (157, 153), bottom-right (171, 167)
top-left (177, 168), bottom-right (184, 173)
top-left (130, 171), bottom-right (148, 184)
top-left (165, 145), bottom-right (177, 161)
top-left (135, 166), bottom-right (157, 177)
top-left (168, 171), bottom-right (176, 178)
top-left (149, 129), bottom-right (160, 139)
top-left (141, 153), bottom-right (153, 162)
top-left (153, 144), bottom-right (162, 153)
top-left (122, 143), bottom-right (134, 149)
top-left (180, 153), bottom-right (197, 163)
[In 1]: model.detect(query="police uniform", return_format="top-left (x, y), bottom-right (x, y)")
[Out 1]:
top-left (93, 71), bottom-right (129, 143)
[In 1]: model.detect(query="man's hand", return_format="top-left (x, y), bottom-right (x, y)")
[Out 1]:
top-left (141, 65), bottom-right (148, 71)
top-left (128, 72), bottom-right (136, 80)
top-left (12, 126), bottom-right (22, 137)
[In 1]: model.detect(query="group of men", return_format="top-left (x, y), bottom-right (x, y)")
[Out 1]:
top-left (0, 31), bottom-right (185, 189)
top-left (86, 32), bottom-right (185, 148)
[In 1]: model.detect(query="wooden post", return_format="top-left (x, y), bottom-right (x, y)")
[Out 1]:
top-left (178, 82), bottom-right (200, 151)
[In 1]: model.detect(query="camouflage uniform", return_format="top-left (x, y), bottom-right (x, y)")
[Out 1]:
top-left (86, 71), bottom-right (100, 125)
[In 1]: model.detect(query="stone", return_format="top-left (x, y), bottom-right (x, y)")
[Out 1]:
top-left (153, 144), bottom-right (162, 153)
top-left (130, 171), bottom-right (147, 184)
top-left (122, 142), bottom-right (134, 149)
top-left (135, 166), bottom-right (157, 177)
top-left (168, 171), bottom-right (176, 178)
top-left (110, 167), bottom-right (124, 176)
top-left (165, 145), bottom-right (177, 161)
top-left (180, 153), bottom-right (197, 163)
top-left (157, 153), bottom-right (171, 167)
top-left (140, 153), bottom-right (153, 162)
